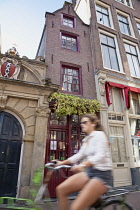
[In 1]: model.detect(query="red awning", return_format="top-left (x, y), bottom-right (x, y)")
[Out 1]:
top-left (105, 82), bottom-right (140, 109)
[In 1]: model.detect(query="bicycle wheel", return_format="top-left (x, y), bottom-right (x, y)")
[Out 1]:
top-left (102, 199), bottom-right (133, 210)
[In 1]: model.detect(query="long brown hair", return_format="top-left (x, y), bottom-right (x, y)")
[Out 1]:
top-left (81, 114), bottom-right (110, 145)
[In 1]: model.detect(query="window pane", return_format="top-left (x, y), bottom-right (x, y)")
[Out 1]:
top-left (103, 15), bottom-right (110, 27)
top-left (124, 43), bottom-right (130, 53)
top-left (132, 56), bottom-right (140, 77)
top-left (96, 4), bottom-right (102, 12)
top-left (97, 12), bottom-right (103, 24)
top-left (101, 45), bottom-right (111, 69)
top-left (107, 37), bottom-right (115, 47)
top-left (100, 34), bottom-right (107, 44)
top-left (126, 54), bottom-right (136, 77)
top-left (113, 88), bottom-right (123, 112)
top-left (119, 22), bottom-right (125, 34)
top-left (109, 48), bottom-right (119, 71)
top-left (61, 67), bottom-right (80, 93)
top-left (123, 24), bottom-right (131, 35)
top-left (130, 45), bottom-right (137, 55)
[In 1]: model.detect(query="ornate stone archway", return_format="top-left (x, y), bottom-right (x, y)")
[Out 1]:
top-left (0, 53), bottom-right (58, 198)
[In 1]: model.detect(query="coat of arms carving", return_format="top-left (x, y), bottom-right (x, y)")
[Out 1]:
top-left (0, 57), bottom-right (20, 79)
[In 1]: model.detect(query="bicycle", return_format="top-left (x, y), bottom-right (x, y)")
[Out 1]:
top-left (40, 162), bottom-right (135, 210)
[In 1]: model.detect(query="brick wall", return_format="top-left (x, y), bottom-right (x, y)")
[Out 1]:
top-left (44, 2), bottom-right (96, 99)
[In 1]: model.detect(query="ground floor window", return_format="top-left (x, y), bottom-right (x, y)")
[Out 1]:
top-left (129, 118), bottom-right (140, 165)
top-left (46, 113), bottom-right (85, 162)
top-left (109, 125), bottom-right (127, 162)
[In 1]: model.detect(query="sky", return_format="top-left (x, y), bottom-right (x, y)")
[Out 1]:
top-left (0, 0), bottom-right (70, 59)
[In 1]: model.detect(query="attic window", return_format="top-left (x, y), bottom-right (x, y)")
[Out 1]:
top-left (62, 14), bottom-right (75, 28)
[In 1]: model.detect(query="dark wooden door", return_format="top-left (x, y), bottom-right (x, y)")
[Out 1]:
top-left (0, 112), bottom-right (22, 197)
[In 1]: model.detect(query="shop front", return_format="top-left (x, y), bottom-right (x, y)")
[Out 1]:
top-left (45, 113), bottom-right (85, 197)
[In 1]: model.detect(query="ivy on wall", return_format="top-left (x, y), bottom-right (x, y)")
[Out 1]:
top-left (49, 92), bottom-right (100, 117)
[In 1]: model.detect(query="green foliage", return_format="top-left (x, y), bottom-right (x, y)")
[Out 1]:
top-left (0, 168), bottom-right (52, 209)
top-left (49, 92), bottom-right (100, 117)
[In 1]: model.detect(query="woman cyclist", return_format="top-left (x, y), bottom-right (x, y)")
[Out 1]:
top-left (56, 114), bottom-right (113, 210)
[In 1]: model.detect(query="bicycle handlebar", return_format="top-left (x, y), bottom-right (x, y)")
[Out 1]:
top-left (45, 162), bottom-right (71, 170)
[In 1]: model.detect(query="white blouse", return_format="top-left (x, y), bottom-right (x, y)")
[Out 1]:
top-left (68, 131), bottom-right (112, 171)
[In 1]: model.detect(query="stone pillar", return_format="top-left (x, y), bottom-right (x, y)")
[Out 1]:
top-left (124, 109), bottom-right (136, 185)
top-left (95, 72), bottom-right (109, 135)
top-left (31, 104), bottom-right (50, 181)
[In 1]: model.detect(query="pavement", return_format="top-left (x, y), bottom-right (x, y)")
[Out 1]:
top-left (44, 190), bottom-right (140, 210)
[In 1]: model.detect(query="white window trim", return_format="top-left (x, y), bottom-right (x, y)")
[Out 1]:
top-left (135, 18), bottom-right (140, 35)
top-left (99, 29), bottom-right (124, 73)
top-left (115, 0), bottom-right (133, 8)
top-left (116, 10), bottom-right (135, 38)
top-left (123, 38), bottom-right (140, 79)
top-left (95, 0), bottom-right (114, 29)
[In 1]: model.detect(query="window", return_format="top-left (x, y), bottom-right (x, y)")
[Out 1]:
top-left (117, 14), bottom-right (131, 36)
top-left (96, 4), bottom-right (110, 27)
top-left (62, 15), bottom-right (75, 28)
top-left (110, 126), bottom-right (127, 162)
top-left (124, 43), bottom-right (140, 78)
top-left (61, 33), bottom-right (78, 51)
top-left (108, 88), bottom-right (123, 112)
top-left (117, 0), bottom-right (124, 3)
top-left (136, 22), bottom-right (140, 35)
top-left (116, 0), bottom-right (132, 7)
top-left (129, 92), bottom-right (140, 115)
top-left (100, 33), bottom-right (120, 71)
top-left (61, 66), bottom-right (81, 94)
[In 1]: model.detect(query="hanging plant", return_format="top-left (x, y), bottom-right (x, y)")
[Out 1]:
top-left (49, 92), bottom-right (100, 117)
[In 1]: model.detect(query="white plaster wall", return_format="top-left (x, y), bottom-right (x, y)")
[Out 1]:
top-left (75, 0), bottom-right (91, 25)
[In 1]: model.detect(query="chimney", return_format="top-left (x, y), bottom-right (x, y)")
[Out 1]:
top-left (70, 0), bottom-right (77, 7)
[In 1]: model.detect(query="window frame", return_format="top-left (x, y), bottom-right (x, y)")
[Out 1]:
top-left (129, 92), bottom-right (140, 116)
top-left (123, 39), bottom-right (140, 78)
top-left (60, 32), bottom-right (79, 52)
top-left (116, 10), bottom-right (135, 38)
top-left (61, 13), bottom-right (76, 29)
top-left (95, 0), bottom-right (114, 29)
top-left (60, 64), bottom-right (82, 95)
top-left (99, 29), bottom-right (123, 73)
top-left (115, 0), bottom-right (133, 8)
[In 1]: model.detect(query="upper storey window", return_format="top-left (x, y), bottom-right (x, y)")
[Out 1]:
top-left (117, 14), bottom-right (131, 36)
top-left (116, 0), bottom-right (132, 7)
top-left (96, 4), bottom-right (110, 27)
top-left (100, 33), bottom-right (120, 72)
top-left (62, 14), bottom-right (75, 28)
top-left (63, 15), bottom-right (74, 28)
top-left (61, 65), bottom-right (81, 94)
top-left (124, 42), bottom-right (140, 78)
top-left (61, 33), bottom-right (78, 51)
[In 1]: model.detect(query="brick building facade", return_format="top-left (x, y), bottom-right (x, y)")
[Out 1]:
top-left (36, 1), bottom-right (98, 197)
top-left (75, 0), bottom-right (140, 188)
top-left (36, 0), bottom-right (140, 196)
